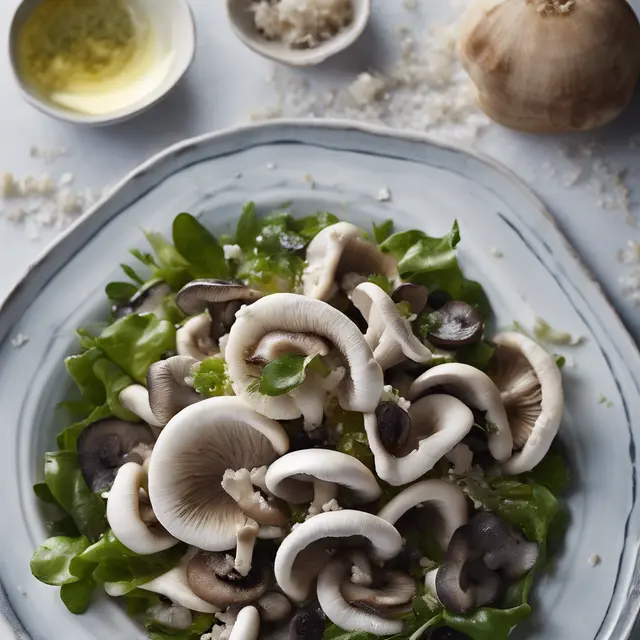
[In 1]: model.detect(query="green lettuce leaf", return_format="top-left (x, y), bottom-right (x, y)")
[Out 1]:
top-left (91, 358), bottom-right (138, 421)
top-left (381, 222), bottom-right (492, 319)
top-left (95, 314), bottom-right (176, 384)
top-left (237, 253), bottom-right (305, 294)
top-left (258, 353), bottom-right (328, 396)
top-left (172, 213), bottom-right (230, 280)
top-left (192, 357), bottom-right (233, 397)
top-left (235, 202), bottom-right (261, 251)
top-left (105, 282), bottom-right (138, 304)
top-left (373, 219), bottom-right (394, 244)
top-left (145, 612), bottom-right (215, 640)
top-left (30, 536), bottom-right (90, 585)
top-left (291, 211), bottom-right (339, 241)
top-left (60, 577), bottom-right (96, 614)
top-left (65, 348), bottom-right (106, 407)
top-left (443, 604), bottom-right (531, 640)
top-left (44, 451), bottom-right (107, 541)
top-left (120, 263), bottom-right (145, 285)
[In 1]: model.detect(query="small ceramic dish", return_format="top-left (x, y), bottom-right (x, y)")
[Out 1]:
top-left (8, 0), bottom-right (196, 126)
top-left (226, 0), bottom-right (371, 67)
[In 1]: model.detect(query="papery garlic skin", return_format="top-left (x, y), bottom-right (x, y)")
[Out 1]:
top-left (458, 0), bottom-right (640, 133)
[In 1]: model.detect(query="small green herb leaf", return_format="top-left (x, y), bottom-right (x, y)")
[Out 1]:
top-left (60, 576), bottom-right (96, 614)
top-left (105, 282), bottom-right (138, 304)
top-left (443, 604), bottom-right (531, 640)
top-left (235, 202), bottom-right (261, 250)
top-left (373, 219), bottom-right (394, 244)
top-left (192, 357), bottom-right (233, 397)
top-left (258, 353), bottom-right (327, 396)
top-left (30, 536), bottom-right (90, 586)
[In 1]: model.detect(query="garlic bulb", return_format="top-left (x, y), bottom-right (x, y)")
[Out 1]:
top-left (458, 0), bottom-right (640, 133)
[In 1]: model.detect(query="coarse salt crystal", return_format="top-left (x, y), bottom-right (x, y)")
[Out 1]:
top-left (0, 172), bottom-right (16, 197)
top-left (223, 244), bottom-right (244, 261)
top-left (376, 186), bottom-right (392, 202)
top-left (59, 172), bottom-right (74, 187)
top-left (10, 333), bottom-right (29, 348)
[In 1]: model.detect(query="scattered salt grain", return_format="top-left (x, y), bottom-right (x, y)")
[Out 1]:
top-left (305, 174), bottom-right (316, 189)
top-left (10, 333), bottom-right (29, 348)
top-left (490, 247), bottom-right (503, 258)
top-left (235, 172), bottom-right (243, 179)
top-left (223, 244), bottom-right (244, 261)
top-left (588, 554), bottom-right (601, 567)
top-left (266, 162), bottom-right (277, 170)
top-left (100, 491), bottom-right (110, 499)
top-left (376, 186), bottom-right (392, 202)
top-left (0, 172), bottom-right (16, 197)
top-left (59, 172), bottom-right (74, 187)
top-left (30, 145), bottom-right (68, 162)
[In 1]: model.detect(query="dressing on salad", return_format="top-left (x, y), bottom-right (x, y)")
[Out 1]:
top-left (30, 204), bottom-right (568, 640)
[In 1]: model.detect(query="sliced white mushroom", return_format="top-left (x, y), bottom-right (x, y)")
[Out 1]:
top-left (177, 314), bottom-right (218, 361)
top-left (303, 222), bottom-right (399, 300)
top-left (317, 559), bottom-right (406, 636)
top-left (365, 394), bottom-right (475, 486)
top-left (147, 355), bottom-right (201, 425)
top-left (148, 397), bottom-right (288, 576)
top-left (490, 332), bottom-right (563, 474)
top-left (408, 363), bottom-right (513, 462)
top-left (105, 549), bottom-right (219, 613)
top-left (256, 592), bottom-right (292, 623)
top-left (377, 479), bottom-right (469, 550)
top-left (274, 510), bottom-right (403, 603)
top-left (146, 602), bottom-right (193, 630)
top-left (247, 331), bottom-right (331, 366)
top-left (106, 462), bottom-right (178, 555)
top-left (351, 283), bottom-right (432, 370)
top-left (225, 293), bottom-right (383, 419)
top-left (119, 385), bottom-right (163, 428)
top-left (228, 606), bottom-right (261, 640)
top-left (265, 450), bottom-right (381, 518)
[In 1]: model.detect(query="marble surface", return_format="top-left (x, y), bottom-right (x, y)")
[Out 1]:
top-left (0, 0), bottom-right (639, 346)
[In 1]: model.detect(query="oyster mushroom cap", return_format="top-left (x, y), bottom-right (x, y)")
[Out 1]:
top-left (316, 558), bottom-right (405, 636)
top-left (104, 548), bottom-right (219, 613)
top-left (256, 592), bottom-right (292, 623)
top-left (186, 550), bottom-right (270, 608)
top-left (225, 293), bottom-right (383, 418)
top-left (264, 449), bottom-right (381, 514)
top-left (107, 462), bottom-right (178, 555)
top-left (147, 355), bottom-right (201, 425)
top-left (274, 510), bottom-right (403, 603)
top-left (288, 602), bottom-right (326, 640)
top-left (175, 279), bottom-right (263, 316)
top-left (352, 282), bottom-right (432, 370)
top-left (377, 479), bottom-right (468, 550)
top-left (146, 602), bottom-right (193, 630)
top-left (408, 362), bottom-right (513, 462)
top-left (76, 419), bottom-right (156, 493)
top-left (176, 314), bottom-right (219, 361)
top-left (365, 394), bottom-right (475, 486)
top-left (119, 385), bottom-right (164, 429)
top-left (303, 222), bottom-right (399, 301)
top-left (490, 332), bottom-right (563, 474)
top-left (147, 397), bottom-right (289, 552)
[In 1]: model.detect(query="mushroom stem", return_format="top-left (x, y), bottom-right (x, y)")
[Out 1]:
top-left (119, 385), bottom-right (163, 428)
top-left (234, 518), bottom-right (260, 577)
top-left (176, 314), bottom-right (218, 361)
top-left (228, 605), bottom-right (261, 640)
top-left (249, 466), bottom-right (271, 496)
top-left (317, 559), bottom-right (403, 636)
top-left (308, 479), bottom-right (339, 517)
top-left (257, 525), bottom-right (285, 539)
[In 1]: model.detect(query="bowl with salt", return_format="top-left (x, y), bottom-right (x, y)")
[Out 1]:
top-left (227, 0), bottom-right (371, 67)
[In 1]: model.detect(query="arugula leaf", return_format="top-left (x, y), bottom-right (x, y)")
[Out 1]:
top-left (95, 314), bottom-right (176, 384)
top-left (523, 448), bottom-right (570, 496)
top-left (381, 222), bottom-right (492, 319)
top-left (192, 357), bottom-right (233, 397)
top-left (143, 230), bottom-right (192, 290)
top-left (105, 282), bottom-right (138, 304)
top-left (172, 213), bottom-right (230, 280)
top-left (120, 263), bottom-right (145, 285)
top-left (235, 202), bottom-right (261, 251)
top-left (44, 451), bottom-right (107, 541)
top-left (57, 404), bottom-right (112, 451)
top-left (259, 353), bottom-right (328, 396)
top-left (30, 536), bottom-right (90, 585)
top-left (443, 604), bottom-right (531, 640)
top-left (373, 219), bottom-right (394, 244)
top-left (60, 577), bottom-right (96, 614)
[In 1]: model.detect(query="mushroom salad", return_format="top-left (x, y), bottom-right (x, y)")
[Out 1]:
top-left (30, 204), bottom-right (569, 640)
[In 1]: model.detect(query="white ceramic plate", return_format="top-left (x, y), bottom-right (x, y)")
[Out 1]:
top-left (0, 121), bottom-right (639, 640)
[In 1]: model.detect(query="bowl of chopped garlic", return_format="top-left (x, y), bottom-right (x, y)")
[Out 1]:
top-left (8, 0), bottom-right (195, 126)
top-left (227, 0), bottom-right (371, 67)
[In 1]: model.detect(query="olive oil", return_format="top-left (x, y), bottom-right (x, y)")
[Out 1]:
top-left (17, 0), bottom-right (169, 116)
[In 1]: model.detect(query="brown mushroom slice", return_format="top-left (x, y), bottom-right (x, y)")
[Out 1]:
top-left (175, 279), bottom-right (263, 339)
top-left (426, 301), bottom-right (484, 349)
top-left (341, 570), bottom-right (416, 615)
top-left (256, 592), bottom-right (292, 623)
top-left (489, 332), bottom-right (563, 474)
top-left (147, 355), bottom-right (201, 425)
top-left (186, 550), bottom-right (270, 608)
top-left (77, 419), bottom-right (156, 493)
top-left (391, 283), bottom-right (430, 316)
top-left (303, 222), bottom-right (400, 301)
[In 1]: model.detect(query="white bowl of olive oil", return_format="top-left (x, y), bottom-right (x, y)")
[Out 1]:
top-left (9, 0), bottom-right (196, 126)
